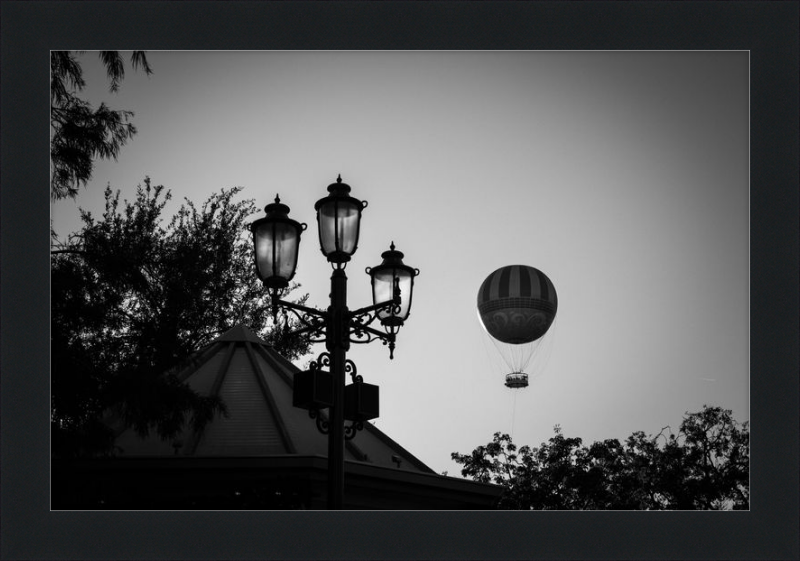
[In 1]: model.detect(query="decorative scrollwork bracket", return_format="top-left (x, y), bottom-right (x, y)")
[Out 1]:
top-left (344, 358), bottom-right (361, 384)
top-left (344, 421), bottom-right (365, 440)
top-left (309, 351), bottom-right (331, 373)
top-left (271, 296), bottom-right (328, 342)
top-left (348, 293), bottom-right (400, 359)
top-left (309, 408), bottom-right (330, 435)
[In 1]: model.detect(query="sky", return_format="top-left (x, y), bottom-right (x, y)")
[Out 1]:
top-left (51, 51), bottom-right (750, 476)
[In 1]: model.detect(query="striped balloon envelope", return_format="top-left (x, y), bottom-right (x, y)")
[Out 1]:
top-left (477, 265), bottom-right (558, 345)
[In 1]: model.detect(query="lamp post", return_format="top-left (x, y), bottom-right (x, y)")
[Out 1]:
top-left (250, 175), bottom-right (419, 510)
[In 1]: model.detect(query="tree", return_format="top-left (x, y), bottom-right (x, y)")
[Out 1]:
top-left (451, 405), bottom-right (749, 510)
top-left (51, 178), bottom-right (312, 457)
top-left (51, 51), bottom-right (153, 200)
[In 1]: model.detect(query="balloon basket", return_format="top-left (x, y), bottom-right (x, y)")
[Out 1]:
top-left (504, 372), bottom-right (528, 389)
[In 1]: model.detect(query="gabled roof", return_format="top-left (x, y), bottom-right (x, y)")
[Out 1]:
top-left (113, 325), bottom-right (435, 474)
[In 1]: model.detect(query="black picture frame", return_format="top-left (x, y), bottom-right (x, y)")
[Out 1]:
top-left (2, 1), bottom-right (797, 559)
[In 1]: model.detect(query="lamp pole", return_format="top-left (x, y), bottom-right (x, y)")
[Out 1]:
top-left (327, 267), bottom-right (347, 509)
top-left (250, 176), bottom-right (419, 510)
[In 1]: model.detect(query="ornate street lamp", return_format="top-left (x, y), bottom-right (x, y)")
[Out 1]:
top-left (251, 175), bottom-right (418, 510)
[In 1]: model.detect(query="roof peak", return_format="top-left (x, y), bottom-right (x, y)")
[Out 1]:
top-left (214, 324), bottom-right (269, 345)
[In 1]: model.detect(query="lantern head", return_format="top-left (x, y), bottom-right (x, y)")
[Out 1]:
top-left (250, 195), bottom-right (307, 290)
top-left (366, 242), bottom-right (419, 333)
top-left (314, 175), bottom-right (367, 266)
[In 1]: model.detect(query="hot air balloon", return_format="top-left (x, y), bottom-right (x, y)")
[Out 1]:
top-left (477, 265), bottom-right (558, 388)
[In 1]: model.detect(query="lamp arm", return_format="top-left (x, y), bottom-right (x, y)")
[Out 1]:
top-left (349, 296), bottom-right (398, 319)
top-left (282, 321), bottom-right (326, 342)
top-left (348, 298), bottom-right (398, 336)
top-left (271, 298), bottom-right (328, 341)
top-left (273, 298), bottom-right (328, 319)
top-left (348, 322), bottom-right (397, 359)
top-left (350, 323), bottom-right (394, 342)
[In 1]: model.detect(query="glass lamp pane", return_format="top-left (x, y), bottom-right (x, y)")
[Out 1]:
top-left (394, 271), bottom-right (414, 320)
top-left (374, 268), bottom-right (414, 322)
top-left (372, 270), bottom-right (394, 316)
top-left (254, 221), bottom-right (299, 286)
top-left (318, 200), bottom-right (361, 259)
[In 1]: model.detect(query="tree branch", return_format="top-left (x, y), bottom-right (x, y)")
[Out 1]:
top-left (51, 249), bottom-right (85, 255)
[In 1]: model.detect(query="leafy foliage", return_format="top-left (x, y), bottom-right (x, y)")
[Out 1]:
top-left (51, 179), bottom-right (312, 457)
top-left (50, 51), bottom-right (153, 200)
top-left (452, 405), bottom-right (749, 510)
